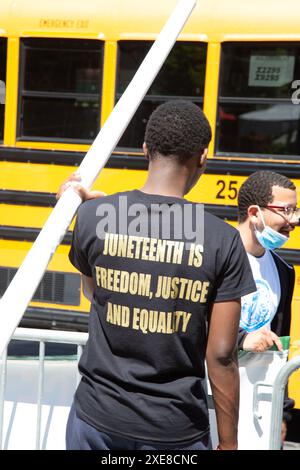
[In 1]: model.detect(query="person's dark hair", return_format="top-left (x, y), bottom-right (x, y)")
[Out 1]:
top-left (144, 100), bottom-right (211, 161)
top-left (238, 170), bottom-right (296, 223)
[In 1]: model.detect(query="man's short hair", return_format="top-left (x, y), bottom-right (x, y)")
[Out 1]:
top-left (144, 100), bottom-right (212, 161)
top-left (238, 170), bottom-right (296, 223)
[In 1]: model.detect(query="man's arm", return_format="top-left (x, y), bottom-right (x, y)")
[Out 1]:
top-left (82, 275), bottom-right (95, 302)
top-left (206, 299), bottom-right (240, 450)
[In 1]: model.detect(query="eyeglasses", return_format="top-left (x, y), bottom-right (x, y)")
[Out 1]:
top-left (265, 205), bottom-right (300, 220)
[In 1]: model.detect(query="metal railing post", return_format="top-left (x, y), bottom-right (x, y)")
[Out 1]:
top-left (36, 341), bottom-right (45, 450)
top-left (269, 355), bottom-right (300, 449)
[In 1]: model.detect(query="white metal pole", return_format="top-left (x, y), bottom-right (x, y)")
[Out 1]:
top-left (0, 0), bottom-right (197, 355)
top-left (269, 356), bottom-right (300, 449)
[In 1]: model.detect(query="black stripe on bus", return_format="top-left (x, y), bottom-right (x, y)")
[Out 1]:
top-left (20, 307), bottom-right (89, 332)
top-left (0, 225), bottom-right (72, 244)
top-left (0, 194), bottom-right (293, 228)
top-left (207, 158), bottom-right (300, 177)
top-left (0, 190), bottom-right (57, 206)
top-left (0, 147), bottom-right (84, 166)
top-left (0, 146), bottom-right (84, 166)
top-left (205, 204), bottom-right (238, 220)
top-left (0, 191), bottom-right (240, 216)
top-left (1, 224), bottom-right (300, 265)
top-left (0, 147), bottom-right (148, 169)
top-left (1, 146), bottom-right (300, 177)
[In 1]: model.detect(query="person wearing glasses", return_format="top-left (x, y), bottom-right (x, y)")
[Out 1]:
top-left (237, 170), bottom-right (298, 352)
top-left (236, 171), bottom-right (298, 431)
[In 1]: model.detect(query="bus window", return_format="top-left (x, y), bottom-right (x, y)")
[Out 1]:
top-left (18, 38), bottom-right (103, 142)
top-left (116, 41), bottom-right (206, 150)
top-left (0, 38), bottom-right (7, 143)
top-left (217, 43), bottom-right (300, 158)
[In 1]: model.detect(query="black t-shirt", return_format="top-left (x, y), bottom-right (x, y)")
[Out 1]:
top-left (69, 190), bottom-right (256, 443)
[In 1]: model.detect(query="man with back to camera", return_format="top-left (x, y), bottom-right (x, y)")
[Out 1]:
top-left (62, 100), bottom-right (256, 450)
top-left (237, 171), bottom-right (298, 417)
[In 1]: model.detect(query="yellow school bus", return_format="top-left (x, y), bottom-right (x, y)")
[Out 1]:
top-left (0, 0), bottom-right (300, 408)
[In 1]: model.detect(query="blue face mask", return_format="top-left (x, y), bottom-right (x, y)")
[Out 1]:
top-left (254, 207), bottom-right (289, 250)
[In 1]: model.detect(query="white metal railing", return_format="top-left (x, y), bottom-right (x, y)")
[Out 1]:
top-left (1, 327), bottom-right (300, 450)
top-left (0, 327), bottom-right (88, 450)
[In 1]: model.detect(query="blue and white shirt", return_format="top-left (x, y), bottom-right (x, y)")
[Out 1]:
top-left (240, 250), bottom-right (281, 332)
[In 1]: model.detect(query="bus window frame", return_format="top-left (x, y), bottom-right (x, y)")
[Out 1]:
top-left (215, 41), bottom-right (300, 161)
top-left (16, 37), bottom-right (104, 145)
top-left (114, 39), bottom-right (206, 154)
